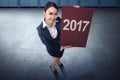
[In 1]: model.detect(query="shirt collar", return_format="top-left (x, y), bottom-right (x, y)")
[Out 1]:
top-left (42, 19), bottom-right (58, 28)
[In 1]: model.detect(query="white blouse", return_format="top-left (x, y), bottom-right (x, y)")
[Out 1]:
top-left (43, 20), bottom-right (58, 39)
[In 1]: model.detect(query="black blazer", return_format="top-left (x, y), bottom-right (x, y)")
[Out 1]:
top-left (37, 17), bottom-right (61, 53)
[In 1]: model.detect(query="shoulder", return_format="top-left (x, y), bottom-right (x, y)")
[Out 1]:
top-left (37, 22), bottom-right (43, 31)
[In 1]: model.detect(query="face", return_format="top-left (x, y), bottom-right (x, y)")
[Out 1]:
top-left (44, 7), bottom-right (58, 26)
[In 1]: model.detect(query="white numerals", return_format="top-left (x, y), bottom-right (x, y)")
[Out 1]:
top-left (63, 19), bottom-right (70, 30)
top-left (63, 19), bottom-right (90, 32)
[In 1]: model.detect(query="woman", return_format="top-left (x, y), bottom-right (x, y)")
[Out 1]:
top-left (37, 2), bottom-right (78, 73)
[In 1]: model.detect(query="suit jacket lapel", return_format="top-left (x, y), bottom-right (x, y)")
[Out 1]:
top-left (41, 22), bottom-right (53, 40)
top-left (41, 21), bottom-right (60, 40)
top-left (43, 27), bottom-right (53, 40)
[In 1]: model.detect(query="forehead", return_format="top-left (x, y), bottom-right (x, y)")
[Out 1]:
top-left (46, 7), bottom-right (58, 13)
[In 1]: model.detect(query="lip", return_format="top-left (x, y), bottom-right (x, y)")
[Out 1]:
top-left (49, 20), bottom-right (55, 22)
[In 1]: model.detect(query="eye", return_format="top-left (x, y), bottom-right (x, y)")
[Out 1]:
top-left (55, 13), bottom-right (58, 15)
top-left (49, 13), bottom-right (53, 15)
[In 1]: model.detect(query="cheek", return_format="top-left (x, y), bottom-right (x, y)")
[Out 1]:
top-left (45, 14), bottom-right (50, 19)
top-left (55, 15), bottom-right (58, 19)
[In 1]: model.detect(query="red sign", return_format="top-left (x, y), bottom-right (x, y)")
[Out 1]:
top-left (61, 6), bottom-right (94, 47)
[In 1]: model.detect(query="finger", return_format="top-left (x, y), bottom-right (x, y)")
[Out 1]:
top-left (74, 5), bottom-right (80, 8)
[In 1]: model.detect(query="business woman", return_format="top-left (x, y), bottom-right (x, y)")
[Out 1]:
top-left (37, 2), bottom-right (79, 74)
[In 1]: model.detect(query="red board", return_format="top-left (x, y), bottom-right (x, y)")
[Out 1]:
top-left (61, 6), bottom-right (94, 47)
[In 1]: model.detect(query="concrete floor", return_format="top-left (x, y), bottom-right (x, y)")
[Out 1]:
top-left (0, 8), bottom-right (120, 80)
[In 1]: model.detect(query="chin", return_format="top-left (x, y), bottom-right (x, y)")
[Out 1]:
top-left (49, 21), bottom-right (54, 24)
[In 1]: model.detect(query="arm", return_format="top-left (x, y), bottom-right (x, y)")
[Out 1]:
top-left (37, 26), bottom-right (49, 46)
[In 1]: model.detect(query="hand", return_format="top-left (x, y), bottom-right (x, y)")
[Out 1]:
top-left (63, 45), bottom-right (72, 49)
top-left (74, 5), bottom-right (80, 8)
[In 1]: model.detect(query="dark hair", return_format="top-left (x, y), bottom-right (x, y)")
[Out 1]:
top-left (44, 2), bottom-right (58, 12)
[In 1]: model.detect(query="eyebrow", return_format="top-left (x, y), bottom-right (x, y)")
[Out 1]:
top-left (49, 12), bottom-right (53, 14)
top-left (49, 12), bottom-right (57, 15)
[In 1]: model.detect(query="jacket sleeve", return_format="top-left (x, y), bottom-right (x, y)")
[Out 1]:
top-left (37, 26), bottom-right (49, 46)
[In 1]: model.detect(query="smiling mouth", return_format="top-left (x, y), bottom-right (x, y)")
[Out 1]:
top-left (50, 20), bottom-right (55, 22)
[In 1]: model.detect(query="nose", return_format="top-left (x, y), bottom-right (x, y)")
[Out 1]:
top-left (52, 15), bottom-right (56, 20)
